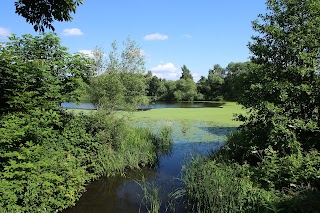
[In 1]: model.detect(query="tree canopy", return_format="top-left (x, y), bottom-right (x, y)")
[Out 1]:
top-left (225, 0), bottom-right (320, 165)
top-left (89, 38), bottom-right (148, 112)
top-left (180, 65), bottom-right (193, 81)
top-left (0, 33), bottom-right (93, 114)
top-left (14, 0), bottom-right (83, 31)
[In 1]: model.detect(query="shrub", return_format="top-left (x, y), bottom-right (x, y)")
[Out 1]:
top-left (0, 109), bottom-right (166, 211)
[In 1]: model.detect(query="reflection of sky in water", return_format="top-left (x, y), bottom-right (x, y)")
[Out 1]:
top-left (64, 120), bottom-right (237, 213)
top-left (61, 101), bottom-right (225, 110)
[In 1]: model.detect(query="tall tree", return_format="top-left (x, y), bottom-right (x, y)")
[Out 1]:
top-left (180, 65), bottom-right (193, 81)
top-left (197, 76), bottom-right (210, 99)
top-left (0, 33), bottom-right (93, 114)
top-left (174, 79), bottom-right (199, 101)
top-left (14, 0), bottom-right (83, 32)
top-left (229, 0), bottom-right (320, 163)
top-left (212, 64), bottom-right (225, 76)
top-left (221, 62), bottom-right (256, 101)
top-left (89, 38), bottom-right (148, 111)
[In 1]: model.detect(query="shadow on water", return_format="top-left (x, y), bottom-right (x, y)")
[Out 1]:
top-left (64, 122), bottom-right (236, 213)
top-left (199, 126), bottom-right (238, 137)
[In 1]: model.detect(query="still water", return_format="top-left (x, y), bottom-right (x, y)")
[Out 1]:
top-left (61, 101), bottom-right (225, 110)
top-left (64, 120), bottom-right (236, 213)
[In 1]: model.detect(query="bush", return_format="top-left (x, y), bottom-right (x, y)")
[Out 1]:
top-left (251, 149), bottom-right (320, 190)
top-left (0, 109), bottom-right (167, 212)
top-left (278, 186), bottom-right (320, 213)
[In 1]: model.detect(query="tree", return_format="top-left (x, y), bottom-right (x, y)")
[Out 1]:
top-left (145, 73), bottom-right (167, 100)
top-left (221, 62), bottom-right (256, 101)
top-left (212, 64), bottom-right (225, 76)
top-left (89, 38), bottom-right (148, 111)
top-left (180, 65), bottom-right (193, 81)
top-left (174, 79), bottom-right (199, 101)
top-left (197, 76), bottom-right (210, 99)
top-left (14, 0), bottom-right (83, 32)
top-left (0, 33), bottom-right (93, 114)
top-left (163, 80), bottom-right (177, 101)
top-left (207, 65), bottom-right (224, 100)
top-left (227, 0), bottom-right (320, 163)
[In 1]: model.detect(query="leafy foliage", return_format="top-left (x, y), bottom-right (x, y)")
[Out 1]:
top-left (0, 33), bottom-right (169, 212)
top-left (0, 33), bottom-right (93, 115)
top-left (14, 0), bottom-right (83, 32)
top-left (184, 0), bottom-right (320, 211)
top-left (89, 39), bottom-right (148, 111)
top-left (180, 65), bottom-right (193, 81)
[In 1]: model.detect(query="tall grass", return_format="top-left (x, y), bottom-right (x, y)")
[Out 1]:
top-left (86, 111), bottom-right (173, 177)
top-left (181, 157), bottom-right (277, 213)
top-left (138, 177), bottom-right (162, 213)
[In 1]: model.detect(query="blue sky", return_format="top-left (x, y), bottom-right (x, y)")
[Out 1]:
top-left (0, 0), bottom-right (266, 81)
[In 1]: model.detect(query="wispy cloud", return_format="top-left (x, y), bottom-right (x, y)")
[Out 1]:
top-left (144, 33), bottom-right (168, 41)
top-left (151, 62), bottom-right (179, 80)
top-left (79, 50), bottom-right (94, 58)
top-left (183, 34), bottom-right (192, 39)
top-left (62, 28), bottom-right (84, 36)
top-left (0, 27), bottom-right (11, 38)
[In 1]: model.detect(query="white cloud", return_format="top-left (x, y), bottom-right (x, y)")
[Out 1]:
top-left (79, 50), bottom-right (94, 58)
top-left (151, 63), bottom-right (177, 72)
top-left (0, 27), bottom-right (10, 38)
top-left (151, 62), bottom-right (179, 80)
top-left (144, 33), bottom-right (168, 41)
top-left (62, 28), bottom-right (83, 36)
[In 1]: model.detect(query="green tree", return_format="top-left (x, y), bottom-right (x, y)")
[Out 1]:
top-left (180, 65), bottom-right (194, 81)
top-left (197, 76), bottom-right (210, 99)
top-left (174, 79), bottom-right (199, 101)
top-left (212, 64), bottom-right (225, 76)
top-left (14, 0), bottom-right (83, 31)
top-left (0, 33), bottom-right (93, 114)
top-left (226, 0), bottom-right (320, 164)
top-left (146, 73), bottom-right (167, 100)
top-left (221, 62), bottom-right (256, 101)
top-left (163, 80), bottom-right (177, 101)
top-left (89, 38), bottom-right (148, 111)
top-left (203, 64), bottom-right (224, 100)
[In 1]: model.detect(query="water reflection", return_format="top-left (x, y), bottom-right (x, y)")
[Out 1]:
top-left (64, 122), bottom-right (235, 213)
top-left (61, 101), bottom-right (225, 110)
top-left (64, 142), bottom-right (218, 213)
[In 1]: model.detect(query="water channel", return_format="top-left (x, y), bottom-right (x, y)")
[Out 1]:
top-left (63, 102), bottom-right (236, 212)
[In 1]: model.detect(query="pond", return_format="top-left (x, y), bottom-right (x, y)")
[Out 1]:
top-left (61, 101), bottom-right (225, 110)
top-left (64, 121), bottom-right (236, 213)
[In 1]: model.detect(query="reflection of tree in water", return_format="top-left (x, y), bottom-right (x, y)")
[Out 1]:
top-left (64, 167), bottom-right (157, 213)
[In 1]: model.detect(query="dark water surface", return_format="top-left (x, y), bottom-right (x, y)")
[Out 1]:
top-left (64, 122), bottom-right (236, 213)
top-left (61, 101), bottom-right (225, 110)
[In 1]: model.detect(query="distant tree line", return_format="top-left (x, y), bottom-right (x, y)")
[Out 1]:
top-left (144, 62), bottom-right (256, 102)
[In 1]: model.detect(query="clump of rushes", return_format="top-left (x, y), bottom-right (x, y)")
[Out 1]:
top-left (138, 177), bottom-right (162, 213)
top-left (181, 157), bottom-right (278, 213)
